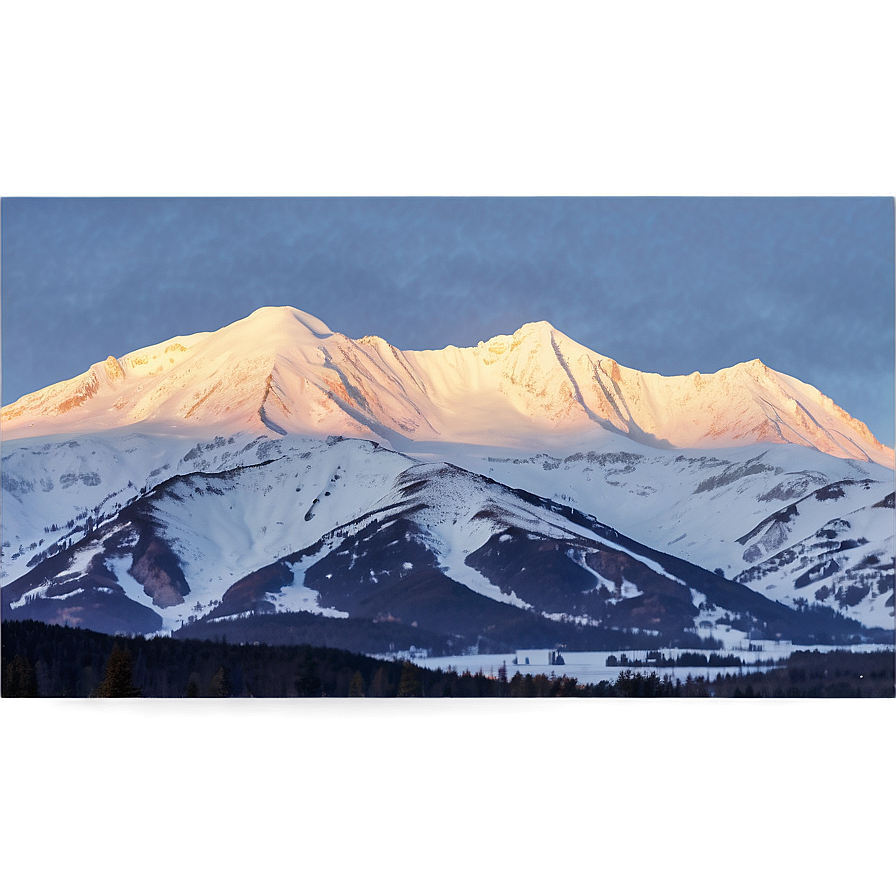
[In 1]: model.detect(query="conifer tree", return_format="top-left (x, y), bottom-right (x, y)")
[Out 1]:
top-left (95, 644), bottom-right (142, 697)
top-left (348, 670), bottom-right (365, 697)
top-left (295, 653), bottom-right (322, 696)
top-left (210, 666), bottom-right (232, 697)
top-left (369, 666), bottom-right (389, 697)
top-left (397, 661), bottom-right (422, 697)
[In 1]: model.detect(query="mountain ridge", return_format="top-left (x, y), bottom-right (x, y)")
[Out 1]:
top-left (8, 436), bottom-right (882, 650)
top-left (3, 305), bottom-right (892, 466)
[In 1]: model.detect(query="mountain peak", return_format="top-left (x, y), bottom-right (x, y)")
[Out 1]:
top-left (743, 358), bottom-right (769, 375)
top-left (514, 319), bottom-right (557, 336)
top-left (473, 320), bottom-right (557, 351)
top-left (244, 305), bottom-right (333, 338)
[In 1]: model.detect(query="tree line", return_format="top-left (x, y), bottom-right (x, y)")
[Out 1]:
top-left (2, 620), bottom-right (892, 698)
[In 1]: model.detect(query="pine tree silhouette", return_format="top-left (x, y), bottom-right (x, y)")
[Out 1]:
top-left (295, 653), bottom-right (322, 696)
top-left (95, 644), bottom-right (142, 697)
top-left (397, 661), bottom-right (422, 697)
top-left (348, 670), bottom-right (366, 697)
top-left (210, 666), bottom-right (232, 697)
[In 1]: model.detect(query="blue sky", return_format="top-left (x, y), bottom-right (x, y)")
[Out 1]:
top-left (0, 0), bottom-right (894, 445)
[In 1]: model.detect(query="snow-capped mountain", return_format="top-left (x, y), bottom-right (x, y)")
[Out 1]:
top-left (3, 305), bottom-right (892, 466)
top-left (2, 306), bottom-right (893, 647)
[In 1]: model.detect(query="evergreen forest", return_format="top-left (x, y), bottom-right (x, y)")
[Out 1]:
top-left (2, 619), bottom-right (893, 698)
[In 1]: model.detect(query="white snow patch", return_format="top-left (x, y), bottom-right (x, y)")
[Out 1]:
top-left (620, 579), bottom-right (643, 599)
top-left (541, 611), bottom-right (602, 627)
top-left (269, 557), bottom-right (348, 618)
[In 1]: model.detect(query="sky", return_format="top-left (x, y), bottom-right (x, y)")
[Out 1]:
top-left (0, 0), bottom-right (894, 445)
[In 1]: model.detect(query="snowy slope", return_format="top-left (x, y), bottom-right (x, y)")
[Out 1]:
top-left (3, 439), bottom-right (415, 632)
top-left (427, 440), bottom-right (893, 574)
top-left (736, 492), bottom-right (895, 628)
top-left (410, 439), bottom-right (894, 622)
top-left (6, 429), bottom-right (890, 632)
top-left (1, 428), bottom-right (320, 585)
top-left (7, 438), bottom-right (856, 653)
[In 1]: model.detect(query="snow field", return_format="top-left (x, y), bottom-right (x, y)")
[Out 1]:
top-left (411, 643), bottom-right (894, 687)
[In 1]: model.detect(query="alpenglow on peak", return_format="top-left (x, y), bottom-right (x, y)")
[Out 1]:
top-left (1, 305), bottom-right (891, 467)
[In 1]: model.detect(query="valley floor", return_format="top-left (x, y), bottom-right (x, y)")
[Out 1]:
top-left (408, 641), bottom-right (894, 686)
